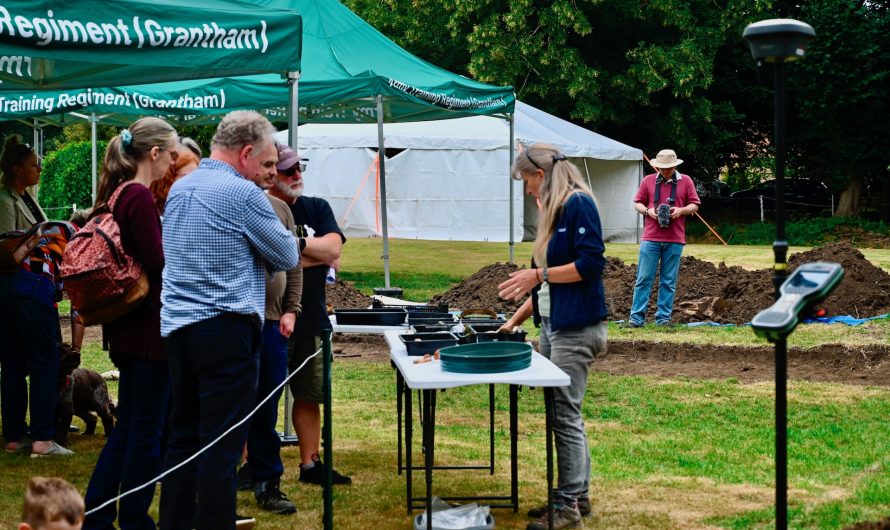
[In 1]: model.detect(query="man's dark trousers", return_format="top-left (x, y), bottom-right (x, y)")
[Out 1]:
top-left (159, 314), bottom-right (260, 530)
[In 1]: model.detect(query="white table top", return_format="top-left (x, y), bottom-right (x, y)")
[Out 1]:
top-left (329, 314), bottom-right (409, 334)
top-left (384, 330), bottom-right (570, 390)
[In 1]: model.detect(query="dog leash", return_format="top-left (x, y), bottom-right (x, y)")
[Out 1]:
top-left (85, 346), bottom-right (322, 516)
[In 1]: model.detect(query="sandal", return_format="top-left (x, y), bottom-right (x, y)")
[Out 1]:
top-left (30, 441), bottom-right (74, 458)
top-left (4, 438), bottom-right (32, 453)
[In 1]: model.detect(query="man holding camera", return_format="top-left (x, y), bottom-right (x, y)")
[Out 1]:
top-left (627, 149), bottom-right (700, 327)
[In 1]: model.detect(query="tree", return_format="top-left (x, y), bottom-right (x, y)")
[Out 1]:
top-left (344, 0), bottom-right (772, 182)
top-left (784, 0), bottom-right (890, 218)
top-left (38, 141), bottom-right (107, 220)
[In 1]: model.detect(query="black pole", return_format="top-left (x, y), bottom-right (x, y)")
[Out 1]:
top-left (772, 59), bottom-right (789, 530)
top-left (322, 330), bottom-right (333, 530)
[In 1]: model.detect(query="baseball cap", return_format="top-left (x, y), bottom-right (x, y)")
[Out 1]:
top-left (276, 143), bottom-right (309, 171)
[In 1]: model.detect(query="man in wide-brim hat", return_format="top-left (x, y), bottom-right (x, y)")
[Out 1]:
top-left (625, 149), bottom-right (701, 327)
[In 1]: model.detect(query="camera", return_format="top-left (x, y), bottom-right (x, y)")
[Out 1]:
top-left (657, 203), bottom-right (671, 228)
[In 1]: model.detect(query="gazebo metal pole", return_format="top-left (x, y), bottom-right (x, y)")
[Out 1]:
top-left (91, 113), bottom-right (98, 204)
top-left (376, 95), bottom-right (391, 288)
top-left (508, 117), bottom-right (515, 264)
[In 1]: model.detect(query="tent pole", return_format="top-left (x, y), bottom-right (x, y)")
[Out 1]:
top-left (376, 95), bottom-right (391, 288)
top-left (508, 117), bottom-right (515, 264)
top-left (287, 71), bottom-right (300, 152)
top-left (32, 119), bottom-right (41, 197)
top-left (91, 113), bottom-right (98, 205)
top-left (582, 158), bottom-right (593, 191)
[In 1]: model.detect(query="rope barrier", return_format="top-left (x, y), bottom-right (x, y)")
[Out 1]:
top-left (84, 346), bottom-right (322, 516)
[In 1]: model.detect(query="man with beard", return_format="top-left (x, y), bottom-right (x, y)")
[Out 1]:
top-left (238, 149), bottom-right (303, 515)
top-left (267, 144), bottom-right (351, 486)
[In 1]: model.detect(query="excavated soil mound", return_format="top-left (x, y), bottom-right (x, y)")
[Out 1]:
top-left (843, 517), bottom-right (890, 530)
top-left (430, 262), bottom-right (527, 314)
top-left (326, 278), bottom-right (373, 309)
top-left (606, 242), bottom-right (890, 323)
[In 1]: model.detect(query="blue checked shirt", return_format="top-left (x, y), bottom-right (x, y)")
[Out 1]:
top-left (161, 159), bottom-right (300, 337)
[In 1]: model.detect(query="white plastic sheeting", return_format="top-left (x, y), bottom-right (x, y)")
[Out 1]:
top-left (274, 101), bottom-right (643, 242)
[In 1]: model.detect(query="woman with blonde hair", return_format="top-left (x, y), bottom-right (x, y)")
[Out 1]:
top-left (81, 117), bottom-right (178, 530)
top-left (0, 136), bottom-right (73, 457)
top-left (498, 143), bottom-right (608, 530)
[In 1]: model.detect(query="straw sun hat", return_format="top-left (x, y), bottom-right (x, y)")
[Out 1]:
top-left (650, 149), bottom-right (683, 168)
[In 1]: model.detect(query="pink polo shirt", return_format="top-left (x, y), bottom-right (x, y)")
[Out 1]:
top-left (633, 172), bottom-right (701, 244)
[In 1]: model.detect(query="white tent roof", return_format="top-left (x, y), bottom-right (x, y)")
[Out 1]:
top-left (287, 101), bottom-right (642, 161)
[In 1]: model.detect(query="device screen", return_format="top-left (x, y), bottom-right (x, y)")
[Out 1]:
top-left (788, 269), bottom-right (829, 289)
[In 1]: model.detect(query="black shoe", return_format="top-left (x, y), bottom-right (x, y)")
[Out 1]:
top-left (299, 455), bottom-right (352, 485)
top-left (254, 481), bottom-right (297, 514)
top-left (235, 514), bottom-right (256, 530)
top-left (528, 495), bottom-right (592, 518)
top-left (526, 503), bottom-right (582, 530)
top-left (237, 462), bottom-right (253, 491)
top-left (618, 320), bottom-right (643, 329)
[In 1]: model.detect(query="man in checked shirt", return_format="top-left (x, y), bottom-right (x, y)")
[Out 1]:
top-left (158, 111), bottom-right (300, 530)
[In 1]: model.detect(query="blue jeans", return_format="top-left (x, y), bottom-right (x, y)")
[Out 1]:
top-left (629, 241), bottom-right (684, 325)
top-left (84, 356), bottom-right (170, 530)
top-left (245, 320), bottom-right (288, 483)
top-left (539, 318), bottom-right (608, 506)
top-left (0, 271), bottom-right (60, 442)
top-left (159, 314), bottom-right (260, 530)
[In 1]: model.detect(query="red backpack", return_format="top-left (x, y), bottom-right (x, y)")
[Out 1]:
top-left (60, 182), bottom-right (149, 325)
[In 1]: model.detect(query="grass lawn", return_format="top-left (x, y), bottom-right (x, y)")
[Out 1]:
top-left (3, 241), bottom-right (888, 528)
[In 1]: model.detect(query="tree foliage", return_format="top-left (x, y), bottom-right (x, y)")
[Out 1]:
top-left (784, 0), bottom-right (890, 216)
top-left (37, 141), bottom-right (106, 219)
top-left (345, 0), bottom-right (773, 180)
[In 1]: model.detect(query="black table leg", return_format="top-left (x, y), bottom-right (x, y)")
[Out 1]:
top-left (396, 367), bottom-right (403, 475)
top-left (406, 381), bottom-right (413, 514)
top-left (423, 389), bottom-right (436, 530)
top-left (510, 384), bottom-right (519, 512)
top-left (489, 384), bottom-right (496, 474)
top-left (545, 387), bottom-right (555, 530)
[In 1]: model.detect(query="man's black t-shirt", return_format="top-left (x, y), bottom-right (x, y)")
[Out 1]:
top-left (288, 196), bottom-right (345, 336)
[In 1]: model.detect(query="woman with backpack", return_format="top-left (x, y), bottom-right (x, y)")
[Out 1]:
top-left (81, 117), bottom-right (179, 530)
top-left (0, 136), bottom-right (74, 457)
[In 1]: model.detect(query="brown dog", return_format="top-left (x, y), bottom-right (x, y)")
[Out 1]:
top-left (55, 344), bottom-right (116, 446)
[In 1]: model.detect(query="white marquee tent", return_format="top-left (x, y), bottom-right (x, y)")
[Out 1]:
top-left (274, 101), bottom-right (643, 243)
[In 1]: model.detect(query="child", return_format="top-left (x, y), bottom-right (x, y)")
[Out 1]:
top-left (20, 477), bottom-right (84, 530)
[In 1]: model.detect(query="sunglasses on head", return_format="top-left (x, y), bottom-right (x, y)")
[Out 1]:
top-left (281, 163), bottom-right (306, 176)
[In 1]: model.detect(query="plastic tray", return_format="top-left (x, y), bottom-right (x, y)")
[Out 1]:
top-left (334, 308), bottom-right (407, 325)
top-left (373, 300), bottom-right (448, 313)
top-left (408, 316), bottom-right (457, 326)
top-left (411, 324), bottom-right (453, 333)
top-left (407, 311), bottom-right (454, 323)
top-left (400, 332), bottom-right (458, 356)
top-left (468, 324), bottom-right (527, 344)
top-left (439, 342), bottom-right (532, 374)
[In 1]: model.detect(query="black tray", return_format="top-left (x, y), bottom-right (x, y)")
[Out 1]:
top-left (408, 316), bottom-right (457, 326)
top-left (457, 318), bottom-right (507, 326)
top-left (411, 323), bottom-right (453, 333)
top-left (373, 300), bottom-right (449, 313)
top-left (400, 332), bottom-right (458, 356)
top-left (468, 324), bottom-right (527, 344)
top-left (334, 308), bottom-right (407, 326)
top-left (407, 311), bottom-right (454, 323)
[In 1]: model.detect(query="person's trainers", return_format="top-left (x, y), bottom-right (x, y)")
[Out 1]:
top-left (299, 455), bottom-right (352, 485)
top-left (526, 503), bottom-right (582, 530)
top-left (619, 320), bottom-right (643, 329)
top-left (237, 462), bottom-right (253, 491)
top-left (254, 481), bottom-right (297, 514)
top-left (30, 441), bottom-right (74, 458)
top-left (235, 514), bottom-right (256, 530)
top-left (528, 496), bottom-right (592, 518)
